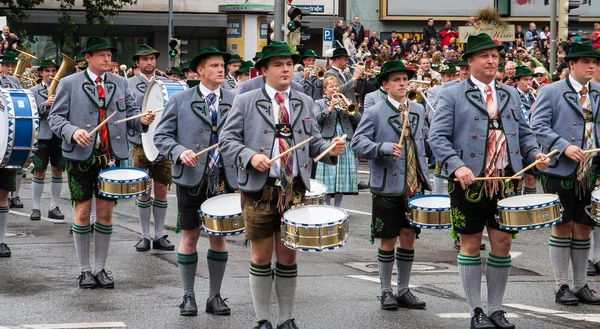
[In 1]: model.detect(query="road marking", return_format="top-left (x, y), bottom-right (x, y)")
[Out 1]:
top-left (343, 208), bottom-right (371, 216)
top-left (347, 274), bottom-right (418, 288)
top-left (9, 210), bottom-right (66, 224)
top-left (502, 303), bottom-right (567, 314)
top-left (510, 251), bottom-right (522, 259)
top-left (554, 314), bottom-right (600, 323)
top-left (358, 170), bottom-right (370, 174)
top-left (437, 313), bottom-right (519, 319)
top-left (22, 322), bottom-right (127, 328)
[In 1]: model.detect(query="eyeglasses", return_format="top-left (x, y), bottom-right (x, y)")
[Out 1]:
top-left (535, 74), bottom-right (545, 77)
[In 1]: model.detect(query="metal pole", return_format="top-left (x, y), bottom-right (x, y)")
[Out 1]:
top-left (274, 0), bottom-right (284, 41)
top-left (550, 0), bottom-right (558, 75)
top-left (168, 0), bottom-right (174, 67)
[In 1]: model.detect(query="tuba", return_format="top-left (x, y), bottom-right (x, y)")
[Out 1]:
top-left (331, 93), bottom-right (358, 116)
top-left (48, 53), bottom-right (76, 98)
top-left (14, 49), bottom-right (37, 83)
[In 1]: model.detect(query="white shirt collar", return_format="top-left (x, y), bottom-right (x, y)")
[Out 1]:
top-left (470, 75), bottom-right (496, 93)
top-left (569, 74), bottom-right (590, 94)
top-left (265, 83), bottom-right (291, 101)
top-left (199, 82), bottom-right (220, 98)
top-left (140, 73), bottom-right (155, 83)
top-left (387, 96), bottom-right (408, 111)
top-left (86, 69), bottom-right (106, 83)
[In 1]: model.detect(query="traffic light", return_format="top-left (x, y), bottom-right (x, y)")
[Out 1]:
top-left (179, 39), bottom-right (188, 64)
top-left (558, 0), bottom-right (581, 41)
top-left (285, 2), bottom-right (311, 52)
top-left (268, 20), bottom-right (275, 45)
top-left (169, 38), bottom-right (180, 66)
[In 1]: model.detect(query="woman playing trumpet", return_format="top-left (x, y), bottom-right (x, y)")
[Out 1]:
top-left (313, 77), bottom-right (361, 206)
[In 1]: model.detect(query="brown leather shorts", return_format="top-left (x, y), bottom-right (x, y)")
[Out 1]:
top-left (131, 143), bottom-right (172, 185)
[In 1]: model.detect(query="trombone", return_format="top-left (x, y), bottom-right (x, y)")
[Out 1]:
top-left (306, 65), bottom-right (325, 80)
top-left (331, 93), bottom-right (358, 116)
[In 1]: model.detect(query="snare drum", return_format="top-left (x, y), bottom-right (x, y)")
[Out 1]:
top-left (496, 194), bottom-right (562, 230)
top-left (306, 179), bottom-right (327, 205)
top-left (281, 205), bottom-right (348, 252)
top-left (407, 194), bottom-right (452, 229)
top-left (141, 80), bottom-right (188, 161)
top-left (0, 89), bottom-right (39, 168)
top-left (98, 167), bottom-right (149, 199)
top-left (200, 194), bottom-right (244, 236)
top-left (586, 189), bottom-right (600, 224)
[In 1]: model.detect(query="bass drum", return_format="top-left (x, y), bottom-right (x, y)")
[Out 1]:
top-left (0, 89), bottom-right (39, 168)
top-left (141, 80), bottom-right (188, 161)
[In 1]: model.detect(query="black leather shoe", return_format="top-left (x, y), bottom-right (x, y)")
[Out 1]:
top-left (358, 181), bottom-right (369, 190)
top-left (78, 271), bottom-right (97, 289)
top-left (205, 293), bottom-right (231, 315)
top-left (574, 284), bottom-right (600, 305)
top-left (94, 269), bottom-right (114, 289)
top-left (479, 242), bottom-right (486, 250)
top-left (9, 196), bottom-right (23, 208)
top-left (555, 284), bottom-right (579, 305)
top-left (0, 243), bottom-right (11, 257)
top-left (379, 290), bottom-right (398, 310)
top-left (488, 310), bottom-right (515, 329)
top-left (454, 238), bottom-right (461, 251)
top-left (254, 320), bottom-right (273, 329)
top-left (153, 235), bottom-right (175, 250)
top-left (396, 289), bottom-right (426, 309)
top-left (589, 260), bottom-right (597, 276)
top-left (595, 261), bottom-right (600, 275)
top-left (470, 307), bottom-right (495, 329)
top-left (135, 238), bottom-right (151, 251)
top-left (179, 294), bottom-right (198, 316)
top-left (30, 209), bottom-right (41, 221)
top-left (48, 207), bottom-right (65, 219)
top-left (277, 319), bottom-right (299, 329)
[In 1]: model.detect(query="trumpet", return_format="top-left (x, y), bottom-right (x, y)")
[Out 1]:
top-left (331, 93), bottom-right (358, 116)
top-left (306, 65), bottom-right (325, 80)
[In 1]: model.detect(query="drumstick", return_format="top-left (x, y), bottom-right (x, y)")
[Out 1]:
top-left (89, 111), bottom-right (118, 136)
top-left (453, 176), bottom-right (523, 182)
top-left (313, 134), bottom-right (347, 163)
top-left (583, 148), bottom-right (600, 154)
top-left (507, 149), bottom-right (558, 181)
top-left (193, 144), bottom-right (218, 158)
top-left (113, 108), bottom-right (165, 125)
top-left (393, 103), bottom-right (411, 161)
top-left (269, 136), bottom-right (314, 164)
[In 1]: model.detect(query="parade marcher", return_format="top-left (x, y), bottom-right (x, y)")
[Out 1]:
top-left (234, 60), bottom-right (253, 85)
top-left (324, 48), bottom-right (363, 105)
top-left (514, 65), bottom-right (538, 196)
top-left (589, 60), bottom-right (600, 276)
top-left (29, 58), bottom-right (65, 220)
top-left (154, 47), bottom-right (238, 317)
top-left (222, 53), bottom-right (242, 90)
top-left (363, 83), bottom-right (387, 110)
top-left (167, 67), bottom-right (182, 82)
top-left (74, 52), bottom-right (86, 72)
top-left (352, 60), bottom-right (429, 311)
top-left (530, 41), bottom-right (600, 306)
top-left (48, 36), bottom-right (155, 289)
top-left (127, 44), bottom-right (174, 252)
top-left (292, 49), bottom-right (324, 100)
top-left (181, 62), bottom-right (199, 81)
top-left (252, 51), bottom-right (261, 64)
top-left (219, 41), bottom-right (345, 329)
top-left (429, 34), bottom-right (549, 329)
top-left (314, 76), bottom-right (360, 206)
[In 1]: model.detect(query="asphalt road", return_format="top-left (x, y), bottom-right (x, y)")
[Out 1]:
top-left (1, 164), bottom-right (600, 329)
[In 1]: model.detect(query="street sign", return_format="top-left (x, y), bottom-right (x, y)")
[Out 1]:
top-left (322, 28), bottom-right (333, 57)
top-left (295, 5), bottom-right (325, 13)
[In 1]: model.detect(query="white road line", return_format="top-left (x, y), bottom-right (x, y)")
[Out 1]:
top-left (502, 303), bottom-right (567, 314)
top-left (554, 314), bottom-right (600, 323)
top-left (9, 210), bottom-right (66, 224)
top-left (22, 322), bottom-right (127, 329)
top-left (437, 313), bottom-right (519, 319)
top-left (510, 251), bottom-right (522, 259)
top-left (357, 170), bottom-right (370, 174)
top-left (343, 209), bottom-right (372, 216)
top-left (347, 275), bottom-right (418, 288)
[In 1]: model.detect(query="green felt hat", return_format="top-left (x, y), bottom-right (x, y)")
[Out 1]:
top-left (377, 60), bottom-right (415, 84)
top-left (74, 52), bottom-right (86, 62)
top-left (228, 53), bottom-right (243, 64)
top-left (235, 60), bottom-right (254, 75)
top-left (254, 41), bottom-right (301, 70)
top-left (440, 63), bottom-right (457, 75)
top-left (180, 61), bottom-right (191, 72)
top-left (253, 52), bottom-right (262, 61)
top-left (456, 58), bottom-right (468, 67)
top-left (331, 48), bottom-right (349, 59)
top-left (302, 49), bottom-right (318, 58)
top-left (464, 34), bottom-right (503, 58)
top-left (82, 36), bottom-right (118, 54)
top-left (189, 47), bottom-right (232, 74)
top-left (132, 44), bottom-right (160, 61)
top-left (37, 58), bottom-right (59, 71)
top-left (514, 65), bottom-right (534, 78)
top-left (166, 67), bottom-right (182, 76)
top-left (565, 41), bottom-right (600, 62)
top-left (0, 51), bottom-right (18, 64)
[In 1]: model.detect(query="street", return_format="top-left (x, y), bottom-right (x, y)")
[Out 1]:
top-left (1, 164), bottom-right (600, 329)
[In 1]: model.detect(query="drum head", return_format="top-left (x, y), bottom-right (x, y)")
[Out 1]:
top-left (307, 179), bottom-right (327, 197)
top-left (497, 193), bottom-right (559, 210)
top-left (200, 194), bottom-right (242, 218)
top-left (141, 81), bottom-right (167, 162)
top-left (408, 194), bottom-right (451, 211)
top-left (99, 168), bottom-right (148, 182)
top-left (283, 205), bottom-right (347, 227)
top-left (592, 189), bottom-right (600, 202)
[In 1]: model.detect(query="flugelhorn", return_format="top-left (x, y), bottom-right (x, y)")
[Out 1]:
top-left (306, 65), bottom-right (325, 80)
top-left (49, 53), bottom-right (76, 98)
top-left (14, 49), bottom-right (37, 82)
top-left (331, 93), bottom-right (358, 116)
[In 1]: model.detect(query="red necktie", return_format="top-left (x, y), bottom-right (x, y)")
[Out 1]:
top-left (95, 76), bottom-right (109, 155)
top-left (275, 92), bottom-right (293, 192)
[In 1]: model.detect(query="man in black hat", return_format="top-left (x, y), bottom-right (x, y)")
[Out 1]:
top-left (531, 41), bottom-right (600, 306)
top-left (430, 34), bottom-right (549, 329)
top-left (30, 58), bottom-right (65, 221)
top-left (324, 48), bottom-right (363, 105)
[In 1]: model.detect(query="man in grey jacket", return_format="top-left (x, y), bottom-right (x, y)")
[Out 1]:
top-left (324, 48), bottom-right (363, 104)
top-left (222, 53), bottom-right (242, 91)
top-left (219, 42), bottom-right (345, 329)
top-left (292, 49), bottom-right (323, 100)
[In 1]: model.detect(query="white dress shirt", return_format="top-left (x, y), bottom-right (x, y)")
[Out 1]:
top-left (265, 83), bottom-right (299, 179)
top-left (199, 82), bottom-right (221, 110)
top-left (470, 75), bottom-right (498, 109)
top-left (86, 69), bottom-right (106, 90)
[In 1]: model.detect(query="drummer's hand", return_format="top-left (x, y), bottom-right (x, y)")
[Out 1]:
top-left (45, 95), bottom-right (55, 108)
top-left (179, 150), bottom-right (198, 167)
top-left (454, 166), bottom-right (476, 190)
top-left (564, 145), bottom-right (585, 162)
top-left (328, 137), bottom-right (346, 156)
top-left (140, 110), bottom-right (156, 125)
top-left (72, 129), bottom-right (90, 147)
top-left (534, 153), bottom-right (550, 171)
top-left (250, 154), bottom-right (272, 172)
top-left (392, 143), bottom-right (403, 158)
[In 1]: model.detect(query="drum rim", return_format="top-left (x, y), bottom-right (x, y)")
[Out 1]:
top-left (98, 167), bottom-right (149, 183)
top-left (499, 217), bottom-right (561, 231)
top-left (200, 226), bottom-right (245, 236)
top-left (199, 193), bottom-right (242, 219)
top-left (408, 193), bottom-right (451, 212)
top-left (408, 220), bottom-right (452, 230)
top-left (307, 179), bottom-right (327, 196)
top-left (98, 190), bottom-right (148, 199)
top-left (282, 205), bottom-right (348, 227)
top-left (497, 193), bottom-right (560, 210)
top-left (592, 188), bottom-right (600, 202)
top-left (282, 237), bottom-right (347, 252)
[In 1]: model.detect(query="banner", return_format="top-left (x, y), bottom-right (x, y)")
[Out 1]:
top-left (458, 21), bottom-right (515, 43)
top-left (257, 16), bottom-right (268, 52)
top-left (226, 15), bottom-right (245, 56)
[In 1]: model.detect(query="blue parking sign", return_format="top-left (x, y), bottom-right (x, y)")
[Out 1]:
top-left (323, 28), bottom-right (333, 42)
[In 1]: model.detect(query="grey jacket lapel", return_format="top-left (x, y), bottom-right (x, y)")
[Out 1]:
top-left (135, 75), bottom-right (148, 93)
top-left (563, 78), bottom-right (584, 117)
top-left (190, 87), bottom-right (213, 127)
top-left (256, 88), bottom-right (276, 129)
top-left (82, 71), bottom-right (102, 109)
top-left (496, 83), bottom-right (510, 114)
top-left (289, 90), bottom-right (304, 128)
top-left (104, 74), bottom-right (117, 106)
top-left (465, 78), bottom-right (488, 115)
top-left (590, 88), bottom-right (600, 120)
top-left (385, 100), bottom-right (420, 136)
top-left (217, 88), bottom-right (232, 130)
top-left (37, 85), bottom-right (48, 100)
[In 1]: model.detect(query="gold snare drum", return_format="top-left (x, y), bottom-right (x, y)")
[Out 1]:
top-left (407, 194), bottom-right (452, 229)
top-left (281, 205), bottom-right (348, 252)
top-left (200, 193), bottom-right (244, 236)
top-left (98, 167), bottom-right (148, 199)
top-left (496, 194), bottom-right (562, 231)
top-left (306, 179), bottom-right (327, 205)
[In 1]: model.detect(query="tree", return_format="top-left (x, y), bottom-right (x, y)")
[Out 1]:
top-left (0, 0), bottom-right (138, 47)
